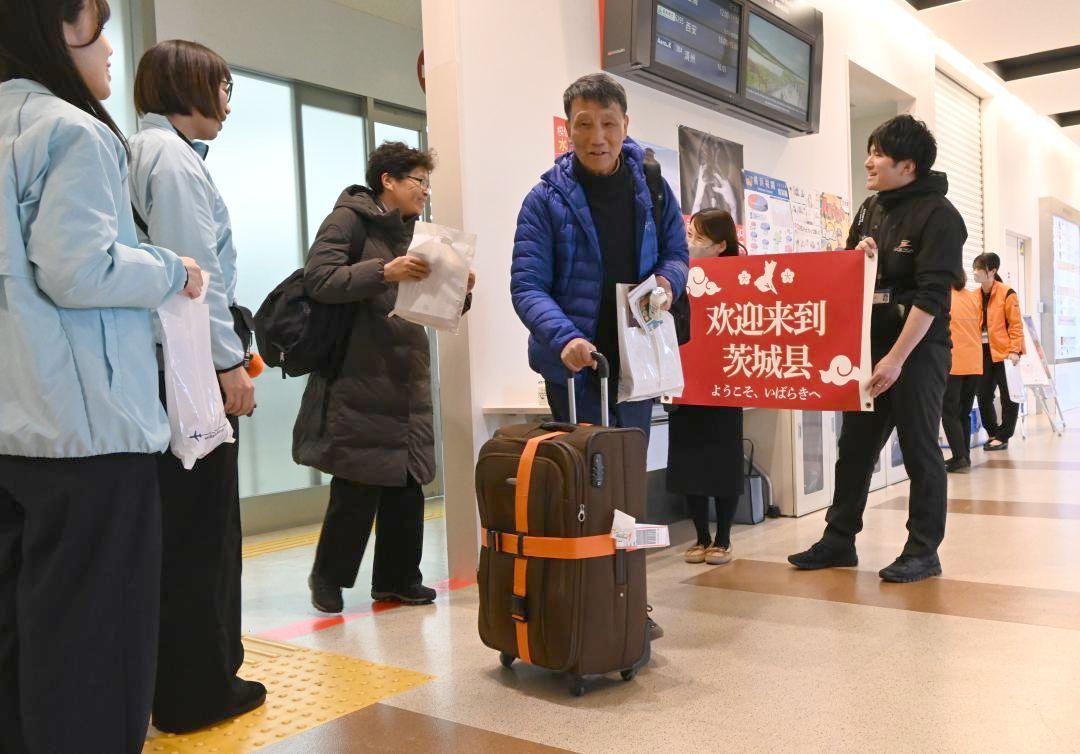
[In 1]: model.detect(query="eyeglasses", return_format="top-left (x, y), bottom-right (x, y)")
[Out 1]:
top-left (222, 80), bottom-right (234, 103)
top-left (404, 175), bottom-right (431, 190)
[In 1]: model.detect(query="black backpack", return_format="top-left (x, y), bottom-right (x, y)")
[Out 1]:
top-left (254, 214), bottom-right (367, 378)
top-left (643, 152), bottom-right (692, 346)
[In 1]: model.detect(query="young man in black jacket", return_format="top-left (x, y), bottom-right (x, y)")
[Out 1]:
top-left (789, 115), bottom-right (966, 583)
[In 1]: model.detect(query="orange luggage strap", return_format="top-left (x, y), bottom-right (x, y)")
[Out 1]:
top-left (483, 529), bottom-right (616, 560)
top-left (508, 430), bottom-right (565, 665)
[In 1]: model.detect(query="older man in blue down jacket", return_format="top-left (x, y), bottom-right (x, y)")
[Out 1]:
top-left (512, 73), bottom-right (688, 439)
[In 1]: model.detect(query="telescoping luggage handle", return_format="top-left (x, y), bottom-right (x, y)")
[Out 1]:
top-left (567, 352), bottom-right (610, 428)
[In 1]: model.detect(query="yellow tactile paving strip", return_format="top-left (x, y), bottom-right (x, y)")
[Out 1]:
top-left (143, 637), bottom-right (433, 753)
top-left (242, 507), bottom-right (445, 559)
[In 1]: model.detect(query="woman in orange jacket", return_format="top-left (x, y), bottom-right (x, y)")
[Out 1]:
top-left (972, 253), bottom-right (1025, 451)
top-left (943, 275), bottom-right (983, 473)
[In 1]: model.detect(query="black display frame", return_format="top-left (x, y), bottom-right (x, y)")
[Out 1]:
top-left (602, 0), bottom-right (824, 136)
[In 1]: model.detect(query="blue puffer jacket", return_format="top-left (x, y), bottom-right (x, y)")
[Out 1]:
top-left (511, 138), bottom-right (689, 384)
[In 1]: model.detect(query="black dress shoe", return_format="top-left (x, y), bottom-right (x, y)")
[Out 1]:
top-left (309, 574), bottom-right (344, 613)
top-left (945, 457), bottom-right (971, 473)
top-left (879, 553), bottom-right (942, 583)
top-left (788, 540), bottom-right (858, 570)
top-left (371, 583), bottom-right (436, 604)
top-left (154, 679), bottom-right (267, 733)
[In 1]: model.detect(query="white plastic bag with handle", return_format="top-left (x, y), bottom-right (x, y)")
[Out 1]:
top-left (616, 281), bottom-right (684, 403)
top-left (391, 221), bottom-right (476, 332)
top-left (157, 274), bottom-right (234, 469)
top-left (1004, 360), bottom-right (1026, 404)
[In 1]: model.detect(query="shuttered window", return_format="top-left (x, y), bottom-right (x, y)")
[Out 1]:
top-left (934, 72), bottom-right (985, 282)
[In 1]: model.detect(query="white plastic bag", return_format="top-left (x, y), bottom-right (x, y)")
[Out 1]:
top-left (157, 275), bottom-right (234, 470)
top-left (391, 221), bottom-right (476, 332)
top-left (616, 281), bottom-right (684, 403)
top-left (1004, 360), bottom-right (1026, 404)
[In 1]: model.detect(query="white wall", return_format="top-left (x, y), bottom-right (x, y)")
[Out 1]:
top-left (154, 0), bottom-right (425, 109)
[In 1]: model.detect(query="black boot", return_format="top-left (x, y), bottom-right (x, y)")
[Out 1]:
top-left (309, 573), bottom-right (344, 613)
top-left (154, 679), bottom-right (267, 734)
top-left (787, 540), bottom-right (858, 570)
top-left (945, 457), bottom-right (971, 474)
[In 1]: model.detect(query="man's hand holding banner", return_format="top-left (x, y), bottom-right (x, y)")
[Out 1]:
top-left (676, 251), bottom-right (875, 412)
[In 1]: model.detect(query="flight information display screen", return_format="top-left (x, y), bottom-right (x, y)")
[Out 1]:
top-left (653, 0), bottom-right (741, 94)
top-left (744, 12), bottom-right (812, 120)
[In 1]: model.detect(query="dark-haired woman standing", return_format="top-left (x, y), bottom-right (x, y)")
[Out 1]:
top-left (972, 252), bottom-right (1024, 451)
top-left (0, 2), bottom-right (203, 751)
top-left (668, 209), bottom-right (745, 566)
top-left (128, 40), bottom-right (264, 733)
top-left (296, 142), bottom-right (475, 614)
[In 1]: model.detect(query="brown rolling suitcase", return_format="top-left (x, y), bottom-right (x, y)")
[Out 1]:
top-left (475, 353), bottom-right (651, 696)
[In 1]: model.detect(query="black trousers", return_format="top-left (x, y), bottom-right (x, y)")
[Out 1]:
top-left (977, 344), bottom-right (1019, 442)
top-left (151, 413), bottom-right (244, 729)
top-left (311, 475), bottom-right (425, 591)
top-left (687, 495), bottom-right (738, 548)
top-left (943, 374), bottom-right (980, 463)
top-left (824, 341), bottom-right (950, 558)
top-left (0, 454), bottom-right (160, 754)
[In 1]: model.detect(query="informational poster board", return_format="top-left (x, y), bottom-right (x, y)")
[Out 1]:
top-left (820, 192), bottom-right (851, 251)
top-left (1020, 315), bottom-right (1052, 387)
top-left (789, 184), bottom-right (823, 251)
top-left (676, 251), bottom-right (874, 411)
top-left (742, 170), bottom-right (794, 255)
top-left (553, 116), bottom-right (570, 157)
top-left (1052, 214), bottom-right (1080, 361)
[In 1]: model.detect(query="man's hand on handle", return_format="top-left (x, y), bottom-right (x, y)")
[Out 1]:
top-left (561, 338), bottom-right (598, 373)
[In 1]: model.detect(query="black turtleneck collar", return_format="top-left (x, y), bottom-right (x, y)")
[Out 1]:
top-left (573, 154), bottom-right (630, 192)
top-left (877, 170), bottom-right (948, 209)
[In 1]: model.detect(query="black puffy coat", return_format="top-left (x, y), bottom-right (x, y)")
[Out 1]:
top-left (292, 186), bottom-right (436, 487)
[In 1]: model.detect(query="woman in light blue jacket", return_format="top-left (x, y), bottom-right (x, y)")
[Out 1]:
top-left (127, 40), bottom-right (263, 733)
top-left (0, 1), bottom-right (202, 752)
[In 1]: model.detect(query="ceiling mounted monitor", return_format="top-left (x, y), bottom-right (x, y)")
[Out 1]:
top-left (602, 0), bottom-right (824, 136)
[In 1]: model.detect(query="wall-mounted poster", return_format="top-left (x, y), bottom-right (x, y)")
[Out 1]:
top-left (554, 116), bottom-right (570, 158)
top-left (678, 125), bottom-right (744, 224)
top-left (639, 140), bottom-right (683, 215)
top-left (742, 170), bottom-right (794, 255)
top-left (820, 192), bottom-right (851, 251)
top-left (789, 184), bottom-right (823, 251)
top-left (1052, 214), bottom-right (1080, 361)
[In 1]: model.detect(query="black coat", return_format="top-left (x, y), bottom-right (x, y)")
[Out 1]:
top-left (666, 405), bottom-right (744, 498)
top-left (292, 187), bottom-right (436, 487)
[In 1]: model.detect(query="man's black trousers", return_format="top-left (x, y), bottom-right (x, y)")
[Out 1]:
top-left (824, 341), bottom-right (950, 557)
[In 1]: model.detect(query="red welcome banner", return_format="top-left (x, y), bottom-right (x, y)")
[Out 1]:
top-left (676, 252), bottom-right (874, 411)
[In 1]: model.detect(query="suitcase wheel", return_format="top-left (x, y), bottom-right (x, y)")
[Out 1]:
top-left (499, 652), bottom-right (515, 669)
top-left (570, 676), bottom-right (587, 697)
top-left (620, 669), bottom-right (637, 682)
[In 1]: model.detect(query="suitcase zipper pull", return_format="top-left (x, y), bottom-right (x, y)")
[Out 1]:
top-left (577, 504), bottom-right (586, 523)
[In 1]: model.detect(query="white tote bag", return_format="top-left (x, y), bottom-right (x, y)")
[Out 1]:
top-left (1003, 360), bottom-right (1026, 404)
top-left (615, 283), bottom-right (684, 403)
top-left (391, 221), bottom-right (476, 332)
top-left (157, 275), bottom-right (234, 470)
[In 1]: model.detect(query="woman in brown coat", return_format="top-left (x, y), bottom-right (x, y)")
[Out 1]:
top-left (294, 142), bottom-right (473, 613)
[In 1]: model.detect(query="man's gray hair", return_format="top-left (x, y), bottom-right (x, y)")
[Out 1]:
top-left (562, 73), bottom-right (628, 119)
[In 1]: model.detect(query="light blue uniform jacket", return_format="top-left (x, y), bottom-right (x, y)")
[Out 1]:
top-left (129, 113), bottom-right (244, 371)
top-left (0, 79), bottom-right (186, 458)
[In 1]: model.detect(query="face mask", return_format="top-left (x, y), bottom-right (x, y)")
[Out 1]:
top-left (689, 241), bottom-right (716, 259)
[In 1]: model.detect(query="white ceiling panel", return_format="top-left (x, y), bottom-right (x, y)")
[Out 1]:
top-left (1065, 125), bottom-right (1080, 146)
top-left (1005, 69), bottom-right (1080, 116)
top-left (918, 0), bottom-right (1080, 63)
